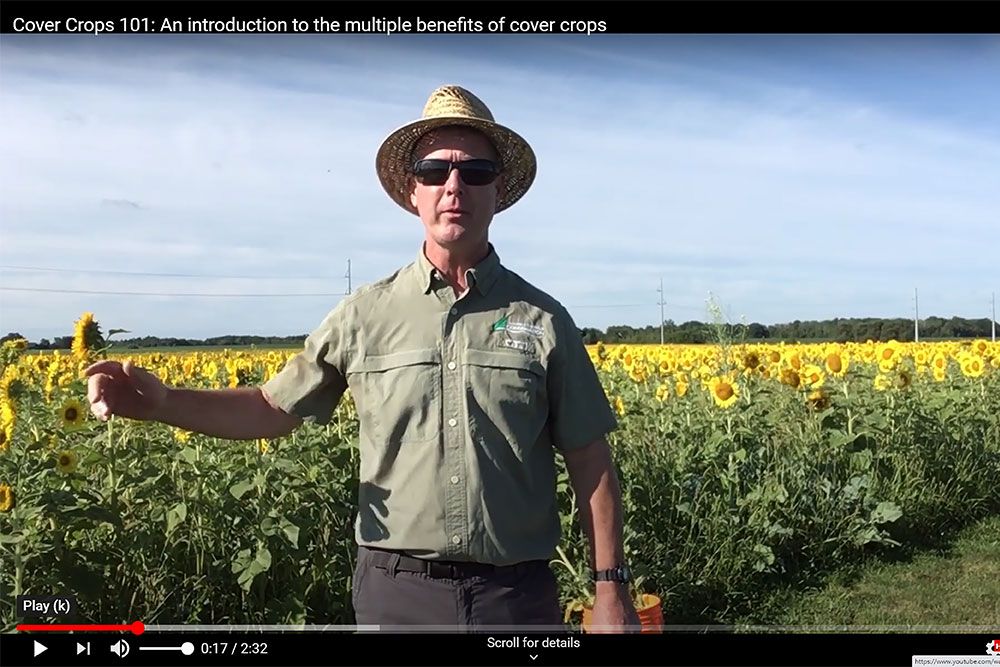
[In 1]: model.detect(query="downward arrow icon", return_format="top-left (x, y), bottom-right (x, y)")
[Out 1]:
top-left (529, 655), bottom-right (538, 661)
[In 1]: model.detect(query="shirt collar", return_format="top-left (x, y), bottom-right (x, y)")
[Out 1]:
top-left (416, 243), bottom-right (502, 296)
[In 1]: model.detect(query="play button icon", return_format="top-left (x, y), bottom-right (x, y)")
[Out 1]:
top-left (33, 640), bottom-right (47, 657)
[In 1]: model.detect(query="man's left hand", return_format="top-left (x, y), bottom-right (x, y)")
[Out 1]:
top-left (588, 583), bottom-right (641, 633)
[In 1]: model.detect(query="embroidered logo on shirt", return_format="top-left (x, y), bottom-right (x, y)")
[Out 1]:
top-left (491, 313), bottom-right (544, 338)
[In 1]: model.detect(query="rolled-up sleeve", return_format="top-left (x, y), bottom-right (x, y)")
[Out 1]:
top-left (547, 308), bottom-right (618, 451)
top-left (261, 304), bottom-right (348, 425)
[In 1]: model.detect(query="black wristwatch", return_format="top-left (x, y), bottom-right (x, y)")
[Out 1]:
top-left (592, 564), bottom-right (632, 583)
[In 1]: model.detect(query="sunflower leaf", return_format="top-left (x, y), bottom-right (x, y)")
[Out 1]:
top-left (229, 480), bottom-right (254, 500)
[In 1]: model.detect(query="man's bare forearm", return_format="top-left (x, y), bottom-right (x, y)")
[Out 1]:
top-left (155, 387), bottom-right (302, 440)
top-left (564, 438), bottom-right (626, 572)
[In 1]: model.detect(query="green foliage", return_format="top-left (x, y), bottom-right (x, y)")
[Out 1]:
top-left (553, 362), bottom-right (1000, 624)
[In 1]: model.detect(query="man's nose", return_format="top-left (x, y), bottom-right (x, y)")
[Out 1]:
top-left (444, 166), bottom-right (464, 193)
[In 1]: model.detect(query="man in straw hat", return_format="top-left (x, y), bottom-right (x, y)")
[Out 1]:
top-left (84, 84), bottom-right (639, 632)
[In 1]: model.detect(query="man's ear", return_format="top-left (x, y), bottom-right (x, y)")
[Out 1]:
top-left (407, 176), bottom-right (418, 211)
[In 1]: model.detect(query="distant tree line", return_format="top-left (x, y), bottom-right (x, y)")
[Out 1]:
top-left (0, 333), bottom-right (307, 351)
top-left (3, 315), bottom-right (996, 350)
top-left (581, 316), bottom-right (996, 344)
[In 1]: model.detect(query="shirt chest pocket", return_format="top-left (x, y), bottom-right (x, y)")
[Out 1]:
top-left (464, 349), bottom-right (548, 456)
top-left (352, 349), bottom-right (442, 444)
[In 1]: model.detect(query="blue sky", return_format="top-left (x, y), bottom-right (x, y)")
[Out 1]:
top-left (1, 35), bottom-right (998, 341)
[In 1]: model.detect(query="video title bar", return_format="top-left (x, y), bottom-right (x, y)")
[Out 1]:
top-left (1, 1), bottom-right (994, 34)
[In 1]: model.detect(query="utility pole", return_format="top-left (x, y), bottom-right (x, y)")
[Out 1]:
top-left (993, 292), bottom-right (996, 342)
top-left (657, 277), bottom-right (666, 345)
top-left (345, 259), bottom-right (352, 295)
top-left (914, 287), bottom-right (919, 343)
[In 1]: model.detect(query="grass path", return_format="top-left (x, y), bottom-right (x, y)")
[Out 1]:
top-left (737, 515), bottom-right (1000, 629)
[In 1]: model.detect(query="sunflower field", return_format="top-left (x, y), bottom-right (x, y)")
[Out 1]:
top-left (1, 313), bottom-right (999, 629)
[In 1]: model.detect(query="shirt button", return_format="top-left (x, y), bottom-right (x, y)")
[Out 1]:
top-left (450, 307), bottom-right (458, 315)
top-left (447, 361), bottom-right (456, 370)
top-left (451, 535), bottom-right (462, 545)
top-left (448, 418), bottom-right (457, 427)
top-left (450, 475), bottom-right (460, 484)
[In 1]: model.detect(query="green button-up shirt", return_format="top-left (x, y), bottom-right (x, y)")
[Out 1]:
top-left (262, 245), bottom-right (617, 565)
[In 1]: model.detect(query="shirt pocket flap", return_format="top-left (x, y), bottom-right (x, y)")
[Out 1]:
top-left (354, 348), bottom-right (441, 373)
top-left (465, 349), bottom-right (545, 378)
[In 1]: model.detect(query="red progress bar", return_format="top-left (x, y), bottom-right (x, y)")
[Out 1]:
top-left (16, 621), bottom-right (145, 635)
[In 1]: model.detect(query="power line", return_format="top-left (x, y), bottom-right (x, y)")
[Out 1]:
top-left (0, 287), bottom-right (344, 298)
top-left (0, 264), bottom-right (340, 281)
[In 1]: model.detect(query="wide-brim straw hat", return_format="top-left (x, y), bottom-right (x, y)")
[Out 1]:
top-left (376, 85), bottom-right (536, 215)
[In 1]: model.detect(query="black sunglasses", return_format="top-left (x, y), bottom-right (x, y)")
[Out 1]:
top-left (411, 159), bottom-right (501, 186)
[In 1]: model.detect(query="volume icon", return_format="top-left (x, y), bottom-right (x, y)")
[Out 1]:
top-left (110, 639), bottom-right (130, 658)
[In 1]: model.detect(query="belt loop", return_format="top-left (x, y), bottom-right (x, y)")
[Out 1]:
top-left (387, 552), bottom-right (400, 578)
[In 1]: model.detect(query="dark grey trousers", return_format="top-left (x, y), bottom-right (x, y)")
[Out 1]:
top-left (352, 546), bottom-right (564, 630)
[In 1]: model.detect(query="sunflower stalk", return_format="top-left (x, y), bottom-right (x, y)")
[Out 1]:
top-left (107, 415), bottom-right (118, 516)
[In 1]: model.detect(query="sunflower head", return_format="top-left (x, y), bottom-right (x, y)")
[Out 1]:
top-left (894, 369), bottom-right (912, 390)
top-left (0, 483), bottom-right (13, 512)
top-left (59, 399), bottom-right (87, 431)
top-left (780, 368), bottom-right (801, 389)
top-left (801, 365), bottom-right (826, 390)
top-left (56, 450), bottom-right (78, 474)
top-left (708, 376), bottom-right (739, 409)
top-left (874, 374), bottom-right (893, 392)
top-left (961, 357), bottom-right (985, 379)
top-left (71, 312), bottom-right (105, 360)
top-left (825, 352), bottom-right (849, 377)
top-left (675, 380), bottom-right (689, 398)
top-left (614, 396), bottom-right (625, 417)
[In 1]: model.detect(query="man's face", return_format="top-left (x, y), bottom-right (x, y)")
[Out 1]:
top-left (408, 126), bottom-right (502, 252)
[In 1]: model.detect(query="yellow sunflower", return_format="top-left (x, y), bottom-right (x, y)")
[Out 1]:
top-left (961, 356), bottom-right (985, 379)
top-left (780, 368), bottom-right (801, 389)
top-left (874, 374), bottom-right (893, 392)
top-left (824, 351), bottom-right (848, 378)
top-left (801, 365), bottom-right (826, 389)
top-left (614, 396), bottom-right (625, 417)
top-left (932, 366), bottom-right (947, 383)
top-left (972, 339), bottom-right (989, 356)
top-left (0, 423), bottom-right (11, 452)
top-left (932, 353), bottom-right (948, 372)
top-left (877, 340), bottom-right (902, 367)
top-left (708, 376), bottom-right (740, 409)
top-left (59, 398), bottom-right (87, 430)
top-left (0, 483), bottom-right (13, 512)
top-left (675, 379), bottom-right (689, 398)
top-left (742, 351), bottom-right (761, 372)
top-left (56, 450), bottom-right (78, 474)
top-left (655, 384), bottom-right (669, 402)
top-left (71, 312), bottom-right (103, 360)
top-left (786, 352), bottom-right (803, 372)
top-left (258, 438), bottom-right (270, 454)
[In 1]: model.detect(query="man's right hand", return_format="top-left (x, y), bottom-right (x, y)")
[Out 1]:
top-left (85, 360), bottom-right (169, 422)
